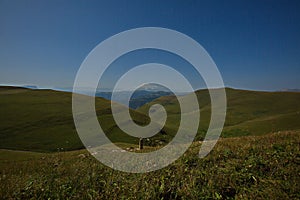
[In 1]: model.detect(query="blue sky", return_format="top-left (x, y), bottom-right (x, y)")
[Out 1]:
top-left (0, 0), bottom-right (300, 91)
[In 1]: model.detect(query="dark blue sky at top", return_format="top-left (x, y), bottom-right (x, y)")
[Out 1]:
top-left (0, 0), bottom-right (300, 91)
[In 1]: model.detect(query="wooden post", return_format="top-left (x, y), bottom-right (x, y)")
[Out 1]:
top-left (139, 138), bottom-right (144, 150)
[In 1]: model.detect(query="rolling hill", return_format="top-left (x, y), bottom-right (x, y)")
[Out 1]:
top-left (1, 86), bottom-right (300, 152)
top-left (0, 86), bottom-right (176, 152)
top-left (1, 86), bottom-right (300, 199)
top-left (138, 88), bottom-right (300, 139)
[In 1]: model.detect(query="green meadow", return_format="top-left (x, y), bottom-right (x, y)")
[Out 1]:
top-left (1, 131), bottom-right (299, 199)
top-left (0, 86), bottom-right (300, 199)
top-left (138, 88), bottom-right (300, 140)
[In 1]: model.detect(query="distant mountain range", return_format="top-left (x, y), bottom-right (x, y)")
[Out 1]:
top-left (96, 90), bottom-right (173, 109)
top-left (279, 89), bottom-right (300, 92)
top-left (96, 83), bottom-right (187, 109)
top-left (23, 85), bottom-right (38, 89)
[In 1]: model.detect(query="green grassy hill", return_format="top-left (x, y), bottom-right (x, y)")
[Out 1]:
top-left (1, 86), bottom-right (299, 199)
top-left (0, 86), bottom-right (82, 152)
top-left (0, 86), bottom-right (176, 152)
top-left (1, 86), bottom-right (300, 152)
top-left (138, 88), bottom-right (300, 139)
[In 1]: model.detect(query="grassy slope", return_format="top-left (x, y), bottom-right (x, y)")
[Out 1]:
top-left (1, 86), bottom-right (300, 152)
top-left (0, 130), bottom-right (299, 199)
top-left (0, 86), bottom-right (175, 152)
top-left (0, 87), bottom-right (81, 152)
top-left (138, 88), bottom-right (300, 139)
